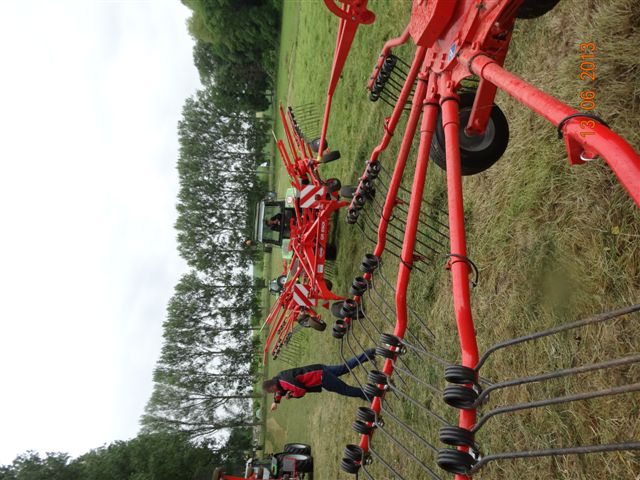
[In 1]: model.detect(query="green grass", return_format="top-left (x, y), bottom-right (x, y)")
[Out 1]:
top-left (261, 1), bottom-right (640, 478)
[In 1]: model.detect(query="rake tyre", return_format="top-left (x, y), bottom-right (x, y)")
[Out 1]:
top-left (431, 93), bottom-right (509, 176)
top-left (325, 243), bottom-right (338, 261)
top-left (325, 178), bottom-right (342, 192)
top-left (517, 0), bottom-right (561, 19)
top-left (308, 137), bottom-right (328, 153)
top-left (283, 443), bottom-right (311, 455)
top-left (320, 150), bottom-right (341, 164)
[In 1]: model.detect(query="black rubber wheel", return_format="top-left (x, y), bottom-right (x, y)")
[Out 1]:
top-left (284, 443), bottom-right (311, 455)
top-left (308, 137), bottom-right (328, 153)
top-left (212, 467), bottom-right (223, 480)
top-left (324, 278), bottom-right (333, 291)
top-left (325, 243), bottom-right (337, 261)
top-left (325, 178), bottom-right (342, 193)
top-left (436, 449), bottom-right (476, 475)
top-left (340, 185), bottom-right (358, 199)
top-left (344, 444), bottom-right (364, 462)
top-left (430, 93), bottom-right (509, 176)
top-left (517, 0), bottom-right (561, 19)
top-left (282, 453), bottom-right (313, 473)
top-left (307, 316), bottom-right (327, 332)
top-left (277, 275), bottom-right (287, 289)
top-left (320, 150), bottom-right (341, 164)
top-left (443, 385), bottom-right (479, 410)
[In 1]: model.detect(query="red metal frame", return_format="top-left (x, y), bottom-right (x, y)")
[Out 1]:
top-left (260, 105), bottom-right (351, 363)
top-left (318, 0), bottom-right (640, 478)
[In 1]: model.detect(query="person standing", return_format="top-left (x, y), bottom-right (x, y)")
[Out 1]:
top-left (262, 349), bottom-right (376, 410)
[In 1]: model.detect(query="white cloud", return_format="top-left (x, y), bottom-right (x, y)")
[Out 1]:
top-left (0, 0), bottom-right (199, 463)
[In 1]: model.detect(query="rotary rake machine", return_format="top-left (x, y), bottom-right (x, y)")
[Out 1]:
top-left (261, 105), bottom-right (351, 364)
top-left (310, 0), bottom-right (640, 479)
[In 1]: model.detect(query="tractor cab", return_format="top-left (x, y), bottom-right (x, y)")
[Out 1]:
top-left (252, 189), bottom-right (299, 259)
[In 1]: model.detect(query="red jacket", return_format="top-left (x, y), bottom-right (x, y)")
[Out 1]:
top-left (273, 364), bottom-right (323, 403)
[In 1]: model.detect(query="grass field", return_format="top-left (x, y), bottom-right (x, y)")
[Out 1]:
top-left (260, 1), bottom-right (640, 478)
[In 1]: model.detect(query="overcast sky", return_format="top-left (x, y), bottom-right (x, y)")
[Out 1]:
top-left (0, 0), bottom-right (200, 465)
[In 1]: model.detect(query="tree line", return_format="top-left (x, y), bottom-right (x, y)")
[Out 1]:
top-left (0, 431), bottom-right (248, 480)
top-left (2, 0), bottom-right (280, 471)
top-left (140, 0), bottom-right (282, 453)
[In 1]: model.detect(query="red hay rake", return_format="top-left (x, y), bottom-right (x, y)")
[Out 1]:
top-left (261, 105), bottom-right (349, 363)
top-left (310, 0), bottom-right (640, 478)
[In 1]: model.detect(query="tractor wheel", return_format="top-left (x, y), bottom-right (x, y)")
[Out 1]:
top-left (307, 317), bottom-right (327, 332)
top-left (277, 275), bottom-right (287, 289)
top-left (340, 185), bottom-right (357, 199)
top-left (325, 243), bottom-right (338, 261)
top-left (430, 93), bottom-right (509, 176)
top-left (517, 0), bottom-right (561, 19)
top-left (308, 137), bottom-right (328, 153)
top-left (212, 467), bottom-right (223, 480)
top-left (284, 443), bottom-right (312, 455)
top-left (320, 150), bottom-right (341, 164)
top-left (283, 454), bottom-right (314, 473)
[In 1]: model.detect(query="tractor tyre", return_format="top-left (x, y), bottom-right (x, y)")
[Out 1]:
top-left (340, 185), bottom-right (357, 199)
top-left (517, 0), bottom-right (561, 19)
top-left (320, 150), bottom-right (341, 163)
top-left (430, 93), bottom-right (509, 176)
top-left (284, 443), bottom-right (312, 455)
top-left (282, 454), bottom-right (314, 473)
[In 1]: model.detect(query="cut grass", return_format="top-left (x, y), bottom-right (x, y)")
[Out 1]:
top-left (262, 1), bottom-right (640, 478)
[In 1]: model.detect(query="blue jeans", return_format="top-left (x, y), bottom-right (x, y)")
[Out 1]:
top-left (321, 350), bottom-right (374, 400)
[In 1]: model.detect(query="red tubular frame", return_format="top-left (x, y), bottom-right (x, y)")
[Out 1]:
top-left (316, 1), bottom-right (640, 478)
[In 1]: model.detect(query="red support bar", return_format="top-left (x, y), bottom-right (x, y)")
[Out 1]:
top-left (440, 78), bottom-right (479, 480)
